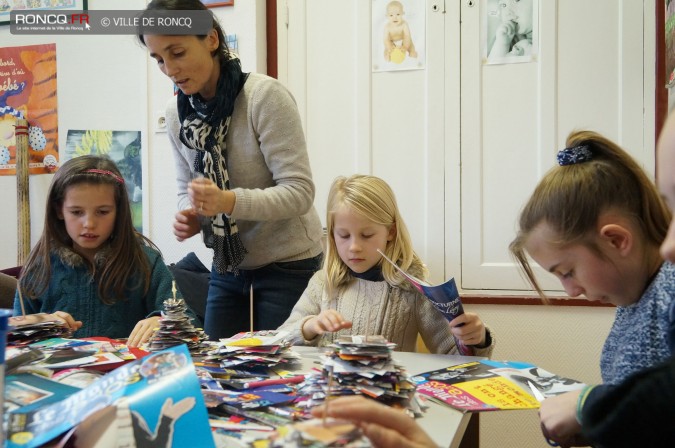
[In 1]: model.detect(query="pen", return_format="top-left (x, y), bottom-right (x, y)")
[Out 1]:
top-left (242, 375), bottom-right (305, 389)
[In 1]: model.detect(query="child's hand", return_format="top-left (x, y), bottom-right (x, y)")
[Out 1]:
top-left (302, 310), bottom-right (352, 340)
top-left (128, 315), bottom-right (161, 348)
top-left (173, 209), bottom-right (200, 242)
top-left (10, 311), bottom-right (83, 331)
top-left (311, 396), bottom-right (437, 448)
top-left (539, 389), bottom-right (583, 446)
top-left (448, 312), bottom-right (486, 346)
top-left (49, 311), bottom-right (83, 331)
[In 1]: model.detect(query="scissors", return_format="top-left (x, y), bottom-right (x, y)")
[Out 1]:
top-left (528, 381), bottom-right (560, 447)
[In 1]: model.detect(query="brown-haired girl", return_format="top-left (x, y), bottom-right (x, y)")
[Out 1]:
top-left (14, 155), bottom-right (182, 347)
top-left (510, 130), bottom-right (673, 384)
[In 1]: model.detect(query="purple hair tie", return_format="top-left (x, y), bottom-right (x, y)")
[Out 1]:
top-left (85, 168), bottom-right (125, 184)
top-left (557, 145), bottom-right (593, 166)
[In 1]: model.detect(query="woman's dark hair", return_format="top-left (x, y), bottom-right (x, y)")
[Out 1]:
top-left (137, 0), bottom-right (231, 61)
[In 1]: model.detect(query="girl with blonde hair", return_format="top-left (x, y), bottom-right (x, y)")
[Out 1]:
top-left (279, 174), bottom-right (494, 354)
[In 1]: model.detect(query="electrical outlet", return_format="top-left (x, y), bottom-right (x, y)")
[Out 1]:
top-left (155, 111), bottom-right (167, 133)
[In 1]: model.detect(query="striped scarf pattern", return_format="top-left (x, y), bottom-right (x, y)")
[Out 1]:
top-left (177, 57), bottom-right (248, 273)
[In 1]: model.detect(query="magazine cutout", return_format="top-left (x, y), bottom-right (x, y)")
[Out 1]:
top-left (6, 344), bottom-right (214, 448)
top-left (414, 359), bottom-right (586, 412)
top-left (378, 249), bottom-right (474, 355)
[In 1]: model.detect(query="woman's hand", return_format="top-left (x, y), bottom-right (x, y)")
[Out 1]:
top-left (10, 311), bottom-right (83, 331)
top-left (127, 316), bottom-right (161, 348)
top-left (173, 209), bottom-right (200, 242)
top-left (448, 312), bottom-right (486, 346)
top-left (302, 310), bottom-right (352, 340)
top-left (188, 177), bottom-right (235, 217)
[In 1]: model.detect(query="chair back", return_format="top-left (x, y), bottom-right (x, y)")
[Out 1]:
top-left (0, 272), bottom-right (17, 310)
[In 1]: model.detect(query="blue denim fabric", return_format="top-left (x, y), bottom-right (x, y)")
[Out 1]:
top-left (204, 254), bottom-right (323, 340)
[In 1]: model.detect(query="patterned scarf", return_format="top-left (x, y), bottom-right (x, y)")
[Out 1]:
top-left (177, 57), bottom-right (249, 274)
top-left (350, 266), bottom-right (384, 282)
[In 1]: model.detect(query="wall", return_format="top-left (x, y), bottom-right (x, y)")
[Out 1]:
top-left (472, 303), bottom-right (613, 448)
top-left (0, 0), bottom-right (266, 270)
top-left (0, 0), bottom-right (146, 269)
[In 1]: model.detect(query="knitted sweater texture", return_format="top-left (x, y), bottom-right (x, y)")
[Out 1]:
top-left (14, 245), bottom-right (180, 339)
top-left (278, 271), bottom-right (495, 356)
top-left (166, 72), bottom-right (323, 269)
top-left (600, 261), bottom-right (675, 384)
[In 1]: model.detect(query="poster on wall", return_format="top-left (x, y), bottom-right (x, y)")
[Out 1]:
top-left (483, 0), bottom-right (538, 65)
top-left (64, 130), bottom-right (143, 233)
top-left (0, 43), bottom-right (59, 175)
top-left (666, 0), bottom-right (675, 87)
top-left (372, 0), bottom-right (425, 72)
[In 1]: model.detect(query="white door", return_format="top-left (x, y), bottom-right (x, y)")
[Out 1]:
top-left (277, 0), bottom-right (655, 293)
top-left (458, 0), bottom-right (655, 292)
top-left (278, 0), bottom-right (449, 282)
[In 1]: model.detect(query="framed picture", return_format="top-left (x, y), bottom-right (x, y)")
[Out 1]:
top-left (65, 129), bottom-right (145, 233)
top-left (201, 0), bottom-right (234, 7)
top-left (0, 0), bottom-right (88, 26)
top-left (666, 0), bottom-right (675, 88)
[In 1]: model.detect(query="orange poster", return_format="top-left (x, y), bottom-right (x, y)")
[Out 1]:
top-left (0, 43), bottom-right (59, 175)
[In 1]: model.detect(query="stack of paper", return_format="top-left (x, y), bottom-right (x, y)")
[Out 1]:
top-left (146, 298), bottom-right (210, 354)
top-left (204, 330), bottom-right (301, 373)
top-left (7, 321), bottom-right (73, 346)
top-left (297, 335), bottom-right (423, 416)
top-left (198, 331), bottom-right (309, 444)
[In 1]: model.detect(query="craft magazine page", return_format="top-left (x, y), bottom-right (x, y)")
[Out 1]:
top-left (414, 360), bottom-right (586, 412)
top-left (6, 344), bottom-right (214, 448)
top-left (378, 250), bottom-right (473, 355)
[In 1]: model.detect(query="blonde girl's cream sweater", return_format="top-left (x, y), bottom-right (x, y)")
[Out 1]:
top-left (278, 271), bottom-right (495, 356)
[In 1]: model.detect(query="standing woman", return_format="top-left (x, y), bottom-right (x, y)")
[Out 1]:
top-left (138, 0), bottom-right (323, 340)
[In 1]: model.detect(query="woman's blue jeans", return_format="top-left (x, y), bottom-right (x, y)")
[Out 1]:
top-left (204, 254), bottom-right (322, 340)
